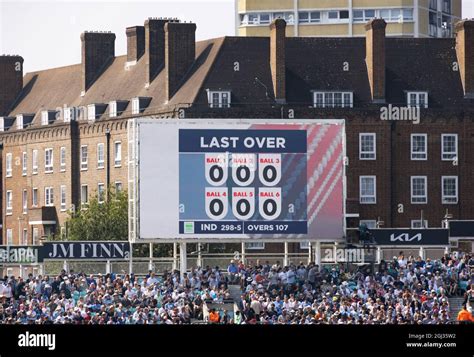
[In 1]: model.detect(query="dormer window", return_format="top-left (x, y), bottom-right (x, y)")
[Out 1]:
top-left (0, 117), bottom-right (4, 132)
top-left (41, 110), bottom-right (57, 125)
top-left (131, 97), bottom-right (151, 115)
top-left (313, 91), bottom-right (353, 108)
top-left (109, 100), bottom-right (129, 118)
top-left (87, 103), bottom-right (107, 121)
top-left (207, 90), bottom-right (231, 108)
top-left (407, 91), bottom-right (428, 108)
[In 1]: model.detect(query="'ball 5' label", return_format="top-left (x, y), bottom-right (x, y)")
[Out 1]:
top-left (205, 188), bottom-right (228, 220)
top-left (259, 188), bottom-right (282, 220)
top-left (232, 188), bottom-right (255, 220)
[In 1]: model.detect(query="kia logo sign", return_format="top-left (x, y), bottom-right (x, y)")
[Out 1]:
top-left (372, 229), bottom-right (449, 246)
top-left (390, 233), bottom-right (422, 243)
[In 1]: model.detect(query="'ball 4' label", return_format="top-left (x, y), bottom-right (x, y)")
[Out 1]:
top-left (258, 154), bottom-right (281, 186)
top-left (205, 187), bottom-right (228, 220)
top-left (231, 154), bottom-right (256, 187)
top-left (259, 188), bottom-right (282, 220)
top-left (205, 153), bottom-right (228, 186)
top-left (232, 188), bottom-right (255, 220)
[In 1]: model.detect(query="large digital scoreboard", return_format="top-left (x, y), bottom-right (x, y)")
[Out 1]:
top-left (129, 119), bottom-right (345, 241)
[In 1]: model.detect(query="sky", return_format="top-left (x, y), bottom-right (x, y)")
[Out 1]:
top-left (1, 0), bottom-right (473, 73)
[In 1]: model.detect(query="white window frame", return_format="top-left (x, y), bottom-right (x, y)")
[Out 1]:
top-left (313, 91), bottom-right (353, 108)
top-left (407, 91), bottom-right (429, 108)
top-left (6, 153), bottom-right (12, 177)
top-left (32, 187), bottom-right (38, 207)
top-left (6, 229), bottom-right (13, 246)
top-left (45, 187), bottom-right (54, 207)
top-left (60, 185), bottom-right (67, 211)
top-left (109, 101), bottom-right (117, 118)
top-left (359, 220), bottom-right (377, 229)
top-left (16, 114), bottom-right (23, 130)
top-left (359, 176), bottom-right (376, 204)
top-left (411, 176), bottom-right (428, 204)
top-left (411, 220), bottom-right (428, 229)
top-left (33, 227), bottom-right (39, 246)
top-left (22, 189), bottom-right (27, 214)
top-left (411, 134), bottom-right (428, 160)
top-left (41, 111), bottom-right (49, 125)
top-left (132, 98), bottom-right (140, 115)
top-left (87, 104), bottom-right (96, 121)
top-left (81, 145), bottom-right (88, 170)
top-left (114, 141), bottom-right (122, 167)
top-left (21, 229), bottom-right (28, 245)
top-left (97, 143), bottom-right (105, 169)
top-left (60, 147), bottom-right (66, 172)
top-left (32, 149), bottom-right (38, 174)
top-left (81, 185), bottom-right (89, 206)
top-left (45, 148), bottom-right (53, 173)
top-left (441, 176), bottom-right (458, 204)
top-left (6, 190), bottom-right (12, 215)
top-left (22, 152), bottom-right (27, 176)
top-left (359, 133), bottom-right (376, 160)
top-left (98, 183), bottom-right (105, 203)
top-left (441, 134), bottom-right (458, 161)
top-left (298, 11), bottom-right (321, 24)
top-left (208, 91), bottom-right (231, 108)
top-left (299, 241), bottom-right (310, 250)
top-left (115, 181), bottom-right (123, 193)
top-left (245, 242), bottom-right (265, 250)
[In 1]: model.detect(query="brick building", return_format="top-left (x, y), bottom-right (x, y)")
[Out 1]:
top-left (0, 17), bottom-right (473, 255)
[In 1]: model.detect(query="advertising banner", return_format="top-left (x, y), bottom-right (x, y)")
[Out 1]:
top-left (133, 119), bottom-right (346, 240)
top-left (372, 229), bottom-right (449, 246)
top-left (0, 242), bottom-right (130, 264)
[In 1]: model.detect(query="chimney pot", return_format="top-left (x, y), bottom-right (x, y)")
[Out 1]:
top-left (365, 19), bottom-right (386, 103)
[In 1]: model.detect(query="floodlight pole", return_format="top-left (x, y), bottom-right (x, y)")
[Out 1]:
top-left (128, 243), bottom-right (133, 275)
top-left (172, 243), bottom-right (178, 270)
top-left (314, 241), bottom-right (321, 266)
top-left (284, 241), bottom-right (289, 266)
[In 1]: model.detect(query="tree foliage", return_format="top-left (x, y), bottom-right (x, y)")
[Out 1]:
top-left (65, 189), bottom-right (128, 241)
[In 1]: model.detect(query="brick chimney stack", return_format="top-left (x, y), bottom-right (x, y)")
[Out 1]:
top-left (270, 19), bottom-right (286, 104)
top-left (145, 18), bottom-right (180, 85)
top-left (455, 20), bottom-right (474, 98)
top-left (81, 31), bottom-right (116, 94)
top-left (165, 22), bottom-right (196, 100)
top-left (126, 26), bottom-right (145, 64)
top-left (365, 19), bottom-right (386, 103)
top-left (0, 55), bottom-right (23, 116)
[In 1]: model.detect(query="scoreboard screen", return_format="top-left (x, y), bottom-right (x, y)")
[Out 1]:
top-left (133, 119), bottom-right (345, 241)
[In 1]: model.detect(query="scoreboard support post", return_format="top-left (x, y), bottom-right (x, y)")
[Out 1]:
top-left (283, 242), bottom-right (289, 267)
top-left (172, 243), bottom-right (178, 270)
top-left (179, 242), bottom-right (187, 278)
top-left (241, 242), bottom-right (246, 264)
top-left (315, 242), bottom-right (321, 266)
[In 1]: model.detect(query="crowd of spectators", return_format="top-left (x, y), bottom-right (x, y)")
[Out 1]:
top-left (0, 252), bottom-right (472, 324)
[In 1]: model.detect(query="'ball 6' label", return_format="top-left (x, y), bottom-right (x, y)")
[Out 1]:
top-left (232, 188), bottom-right (255, 220)
top-left (205, 187), bottom-right (228, 220)
top-left (205, 153), bottom-right (228, 186)
top-left (258, 154), bottom-right (281, 186)
top-left (259, 188), bottom-right (282, 220)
